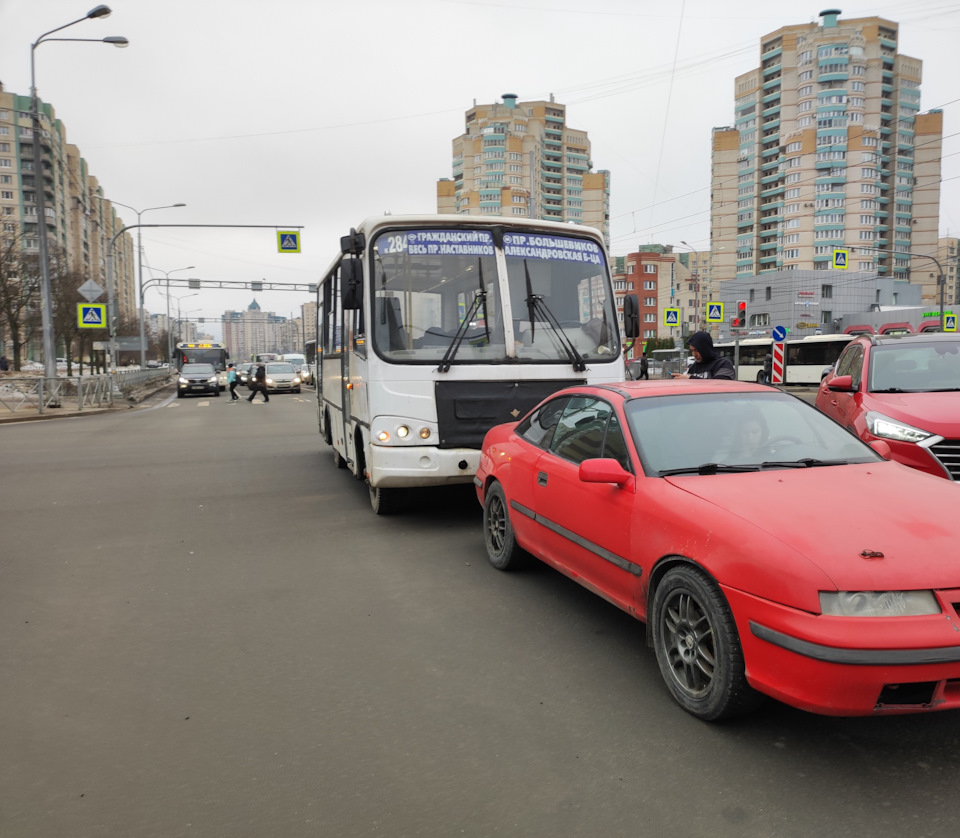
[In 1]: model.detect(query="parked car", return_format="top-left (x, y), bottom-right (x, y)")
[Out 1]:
top-left (476, 378), bottom-right (960, 720)
top-left (177, 363), bottom-right (220, 398)
top-left (815, 333), bottom-right (960, 480)
top-left (263, 362), bottom-right (300, 393)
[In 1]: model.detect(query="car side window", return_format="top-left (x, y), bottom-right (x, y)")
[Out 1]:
top-left (550, 397), bottom-right (623, 466)
top-left (517, 397), bottom-right (569, 449)
top-left (603, 413), bottom-right (631, 471)
top-left (835, 344), bottom-right (864, 387)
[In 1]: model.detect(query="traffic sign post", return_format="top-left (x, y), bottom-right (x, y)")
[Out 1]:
top-left (771, 325), bottom-right (786, 385)
top-left (706, 302), bottom-right (724, 323)
top-left (832, 249), bottom-right (849, 270)
top-left (278, 231), bottom-right (301, 253)
top-left (77, 303), bottom-right (106, 329)
top-left (664, 308), bottom-right (680, 327)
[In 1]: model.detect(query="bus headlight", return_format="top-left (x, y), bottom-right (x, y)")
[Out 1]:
top-left (372, 417), bottom-right (437, 446)
top-left (419, 427), bottom-right (431, 440)
top-left (397, 425), bottom-right (410, 438)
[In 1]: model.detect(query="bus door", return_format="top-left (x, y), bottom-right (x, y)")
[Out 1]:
top-left (320, 271), bottom-right (346, 452)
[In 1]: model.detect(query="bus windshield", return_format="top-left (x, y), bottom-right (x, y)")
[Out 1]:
top-left (177, 343), bottom-right (228, 370)
top-left (370, 228), bottom-right (617, 365)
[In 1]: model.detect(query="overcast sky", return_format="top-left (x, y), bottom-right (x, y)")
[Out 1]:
top-left (1, 0), bottom-right (957, 338)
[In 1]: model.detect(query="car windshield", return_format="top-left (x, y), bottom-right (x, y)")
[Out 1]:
top-left (623, 391), bottom-right (882, 475)
top-left (266, 363), bottom-right (295, 373)
top-left (868, 341), bottom-right (960, 392)
top-left (182, 364), bottom-right (215, 374)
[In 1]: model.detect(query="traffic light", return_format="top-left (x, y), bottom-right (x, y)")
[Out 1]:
top-left (731, 300), bottom-right (747, 328)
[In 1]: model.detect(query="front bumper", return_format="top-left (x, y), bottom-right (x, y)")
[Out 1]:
top-left (727, 586), bottom-right (960, 715)
top-left (367, 445), bottom-right (480, 489)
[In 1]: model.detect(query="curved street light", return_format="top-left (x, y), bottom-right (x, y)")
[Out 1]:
top-left (30, 5), bottom-right (128, 380)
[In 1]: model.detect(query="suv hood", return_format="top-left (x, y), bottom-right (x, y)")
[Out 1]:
top-left (866, 391), bottom-right (960, 435)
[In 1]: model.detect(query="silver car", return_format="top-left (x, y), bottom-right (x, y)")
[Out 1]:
top-left (264, 362), bottom-right (301, 393)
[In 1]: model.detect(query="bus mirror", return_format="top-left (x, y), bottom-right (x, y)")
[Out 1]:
top-left (340, 229), bottom-right (366, 256)
top-left (622, 294), bottom-right (640, 339)
top-left (342, 258), bottom-right (363, 310)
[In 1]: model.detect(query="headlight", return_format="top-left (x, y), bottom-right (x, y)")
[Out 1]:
top-left (820, 591), bottom-right (940, 617)
top-left (864, 411), bottom-right (932, 444)
top-left (208, 376), bottom-right (218, 383)
top-left (293, 377), bottom-right (300, 384)
top-left (266, 378), bottom-right (274, 385)
top-left (178, 377), bottom-right (188, 384)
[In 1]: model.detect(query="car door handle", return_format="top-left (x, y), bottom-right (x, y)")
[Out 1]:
top-left (538, 471), bottom-right (548, 486)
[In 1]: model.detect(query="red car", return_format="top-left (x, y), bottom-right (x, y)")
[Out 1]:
top-left (816, 333), bottom-right (960, 480)
top-left (476, 379), bottom-right (960, 720)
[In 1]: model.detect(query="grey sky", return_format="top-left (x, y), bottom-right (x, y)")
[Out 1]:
top-left (2, 0), bottom-right (957, 337)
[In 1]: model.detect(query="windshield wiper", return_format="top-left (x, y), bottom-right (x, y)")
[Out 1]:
top-left (523, 259), bottom-right (587, 372)
top-left (760, 458), bottom-right (848, 469)
top-left (871, 387), bottom-right (907, 393)
top-left (659, 463), bottom-right (761, 476)
top-left (438, 281), bottom-right (487, 373)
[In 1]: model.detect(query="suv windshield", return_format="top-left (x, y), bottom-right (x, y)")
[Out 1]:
top-left (182, 364), bottom-right (215, 374)
top-left (369, 228), bottom-right (618, 366)
top-left (869, 341), bottom-right (960, 392)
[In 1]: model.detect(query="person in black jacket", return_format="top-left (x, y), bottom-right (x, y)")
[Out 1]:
top-left (246, 362), bottom-right (270, 402)
top-left (672, 331), bottom-right (735, 380)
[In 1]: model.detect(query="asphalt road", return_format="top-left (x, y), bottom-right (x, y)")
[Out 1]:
top-left (3, 386), bottom-right (960, 837)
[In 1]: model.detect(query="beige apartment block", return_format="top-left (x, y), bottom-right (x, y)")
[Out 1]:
top-left (436, 94), bottom-right (610, 247)
top-left (938, 236), bottom-right (958, 308)
top-left (710, 11), bottom-right (943, 305)
top-left (0, 83), bottom-right (135, 351)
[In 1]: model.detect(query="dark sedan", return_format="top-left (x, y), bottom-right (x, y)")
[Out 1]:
top-left (177, 363), bottom-right (220, 398)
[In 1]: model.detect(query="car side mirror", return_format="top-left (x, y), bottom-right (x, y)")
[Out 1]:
top-left (827, 374), bottom-right (854, 392)
top-left (579, 458), bottom-right (634, 490)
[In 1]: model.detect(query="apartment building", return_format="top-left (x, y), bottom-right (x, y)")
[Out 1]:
top-left (711, 10), bottom-right (943, 304)
top-left (437, 94), bottom-right (611, 247)
top-left (0, 83), bottom-right (134, 327)
top-left (937, 236), bottom-right (958, 308)
top-left (221, 299), bottom-right (299, 362)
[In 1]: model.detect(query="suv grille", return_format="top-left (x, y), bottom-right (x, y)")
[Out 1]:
top-left (929, 439), bottom-right (960, 480)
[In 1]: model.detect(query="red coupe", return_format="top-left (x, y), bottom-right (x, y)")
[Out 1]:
top-left (476, 379), bottom-right (960, 720)
top-left (816, 333), bottom-right (960, 480)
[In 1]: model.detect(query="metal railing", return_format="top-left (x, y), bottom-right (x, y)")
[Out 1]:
top-left (0, 369), bottom-right (173, 417)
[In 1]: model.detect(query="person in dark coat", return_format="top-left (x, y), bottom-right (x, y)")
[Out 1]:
top-left (0, 355), bottom-right (8, 371)
top-left (639, 354), bottom-right (649, 380)
top-left (246, 362), bottom-right (270, 402)
top-left (672, 331), bottom-right (735, 380)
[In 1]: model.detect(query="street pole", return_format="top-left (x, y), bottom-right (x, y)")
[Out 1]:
top-left (28, 6), bottom-right (127, 380)
top-left (146, 266), bottom-right (194, 363)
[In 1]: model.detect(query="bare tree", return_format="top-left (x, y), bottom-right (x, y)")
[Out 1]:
top-left (0, 232), bottom-right (41, 370)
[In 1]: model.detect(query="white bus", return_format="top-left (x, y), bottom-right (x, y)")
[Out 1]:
top-left (317, 215), bottom-right (635, 513)
top-left (714, 334), bottom-right (853, 384)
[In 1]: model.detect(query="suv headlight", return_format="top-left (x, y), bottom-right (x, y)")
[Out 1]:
top-left (820, 590), bottom-right (940, 617)
top-left (178, 377), bottom-right (188, 384)
top-left (208, 376), bottom-right (218, 383)
top-left (864, 411), bottom-right (933, 444)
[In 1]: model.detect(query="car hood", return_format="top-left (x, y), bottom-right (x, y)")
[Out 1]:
top-left (666, 462), bottom-right (960, 591)
top-left (865, 391), bottom-right (960, 436)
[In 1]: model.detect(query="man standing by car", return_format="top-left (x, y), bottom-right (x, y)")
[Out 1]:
top-left (672, 331), bottom-right (735, 380)
top-left (246, 362), bottom-right (270, 403)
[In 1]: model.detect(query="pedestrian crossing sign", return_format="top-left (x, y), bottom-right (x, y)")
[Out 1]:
top-left (706, 303), bottom-right (724, 323)
top-left (946, 314), bottom-right (957, 332)
top-left (664, 308), bottom-right (680, 326)
top-left (77, 303), bottom-right (106, 328)
top-left (277, 231), bottom-right (301, 253)
top-left (832, 248), bottom-right (849, 270)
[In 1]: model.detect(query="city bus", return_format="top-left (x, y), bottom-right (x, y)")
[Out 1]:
top-left (317, 215), bottom-right (636, 513)
top-left (714, 334), bottom-right (853, 384)
top-left (175, 341), bottom-right (230, 389)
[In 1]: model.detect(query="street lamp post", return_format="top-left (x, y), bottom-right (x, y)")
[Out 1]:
top-left (173, 294), bottom-right (199, 349)
top-left (146, 266), bottom-right (195, 362)
top-left (29, 5), bottom-right (128, 380)
top-left (94, 199), bottom-right (185, 368)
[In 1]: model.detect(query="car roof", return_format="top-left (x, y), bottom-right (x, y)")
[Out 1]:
top-left (860, 333), bottom-right (960, 347)
top-left (550, 378), bottom-right (769, 401)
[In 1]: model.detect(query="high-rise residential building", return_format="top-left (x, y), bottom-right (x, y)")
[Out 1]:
top-left (711, 11), bottom-right (943, 302)
top-left (0, 83), bottom-right (135, 335)
top-left (938, 236), bottom-right (958, 307)
top-left (221, 299), bottom-right (298, 362)
top-left (437, 94), bottom-right (611, 246)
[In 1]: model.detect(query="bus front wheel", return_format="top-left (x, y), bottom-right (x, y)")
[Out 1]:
top-left (369, 483), bottom-right (404, 515)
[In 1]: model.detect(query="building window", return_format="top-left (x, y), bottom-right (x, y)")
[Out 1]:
top-left (821, 284), bottom-right (833, 299)
top-left (644, 297), bottom-right (656, 306)
top-left (644, 264), bottom-right (657, 274)
top-left (643, 280), bottom-right (655, 290)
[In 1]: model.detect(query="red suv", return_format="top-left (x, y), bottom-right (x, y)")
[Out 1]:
top-left (816, 333), bottom-right (960, 480)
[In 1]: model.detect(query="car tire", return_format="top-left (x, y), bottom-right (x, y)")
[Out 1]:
top-left (214, 388), bottom-right (220, 397)
top-left (177, 391), bottom-right (183, 399)
top-left (483, 481), bottom-right (527, 571)
top-left (369, 483), bottom-right (404, 515)
top-left (294, 388), bottom-right (301, 394)
top-left (651, 564), bottom-right (761, 721)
